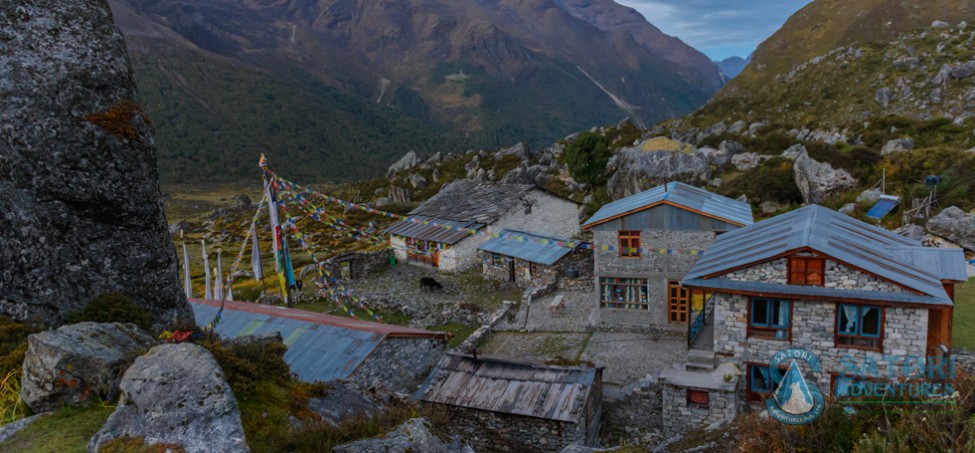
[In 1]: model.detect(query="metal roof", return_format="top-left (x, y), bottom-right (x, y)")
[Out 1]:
top-left (190, 299), bottom-right (447, 383)
top-left (383, 216), bottom-right (484, 245)
top-left (415, 353), bottom-right (600, 422)
top-left (888, 247), bottom-right (969, 282)
top-left (682, 205), bottom-right (966, 305)
top-left (583, 181), bottom-right (753, 228)
top-left (410, 180), bottom-right (537, 224)
top-left (478, 229), bottom-right (575, 265)
top-left (682, 278), bottom-right (950, 306)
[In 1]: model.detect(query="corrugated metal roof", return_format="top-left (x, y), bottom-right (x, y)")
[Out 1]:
top-left (415, 353), bottom-right (599, 422)
top-left (866, 195), bottom-right (901, 219)
top-left (682, 205), bottom-right (966, 305)
top-left (383, 216), bottom-right (484, 244)
top-left (888, 247), bottom-right (968, 282)
top-left (190, 299), bottom-right (447, 382)
top-left (478, 229), bottom-right (575, 265)
top-left (583, 181), bottom-right (753, 228)
top-left (410, 180), bottom-right (537, 224)
top-left (682, 278), bottom-right (950, 306)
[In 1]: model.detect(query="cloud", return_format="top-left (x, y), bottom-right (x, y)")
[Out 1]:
top-left (615, 0), bottom-right (813, 60)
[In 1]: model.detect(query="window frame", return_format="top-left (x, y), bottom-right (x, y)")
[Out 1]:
top-left (788, 256), bottom-right (825, 286)
top-left (599, 277), bottom-right (649, 310)
top-left (747, 363), bottom-right (774, 402)
top-left (618, 230), bottom-right (641, 258)
top-left (687, 389), bottom-right (709, 408)
top-left (747, 297), bottom-right (792, 341)
top-left (835, 304), bottom-right (885, 351)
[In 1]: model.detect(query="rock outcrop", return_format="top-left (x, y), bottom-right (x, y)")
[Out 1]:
top-left (881, 138), bottom-right (914, 155)
top-left (792, 151), bottom-right (857, 204)
top-left (20, 322), bottom-right (155, 413)
top-left (606, 147), bottom-right (710, 200)
top-left (386, 151), bottom-right (419, 177)
top-left (333, 418), bottom-right (473, 453)
top-left (926, 207), bottom-right (975, 251)
top-left (88, 343), bottom-right (249, 453)
top-left (0, 0), bottom-right (190, 328)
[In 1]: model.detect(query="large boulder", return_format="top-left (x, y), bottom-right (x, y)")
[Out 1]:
top-left (495, 142), bottom-right (530, 160)
top-left (926, 207), bottom-right (975, 251)
top-left (731, 152), bottom-right (770, 171)
top-left (88, 343), bottom-right (249, 453)
top-left (386, 151), bottom-right (419, 177)
top-left (20, 322), bottom-right (155, 413)
top-left (606, 147), bottom-right (710, 200)
top-left (882, 138), bottom-right (914, 155)
top-left (0, 0), bottom-right (190, 328)
top-left (501, 164), bottom-right (550, 186)
top-left (333, 418), bottom-right (473, 453)
top-left (792, 151), bottom-right (857, 204)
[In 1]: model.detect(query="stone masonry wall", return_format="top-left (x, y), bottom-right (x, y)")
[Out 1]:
top-left (603, 382), bottom-right (663, 441)
top-left (437, 405), bottom-right (585, 453)
top-left (661, 383), bottom-right (737, 437)
top-left (725, 257), bottom-right (909, 293)
top-left (594, 230), bottom-right (715, 327)
top-left (319, 251), bottom-right (389, 281)
top-left (350, 337), bottom-right (446, 393)
top-left (480, 249), bottom-right (593, 292)
top-left (492, 191), bottom-right (581, 240)
top-left (713, 293), bottom-right (929, 391)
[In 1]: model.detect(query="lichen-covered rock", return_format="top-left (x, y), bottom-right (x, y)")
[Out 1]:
top-left (386, 151), bottom-right (419, 177)
top-left (792, 150), bottom-right (857, 204)
top-left (731, 152), bottom-right (770, 171)
top-left (333, 418), bottom-right (473, 453)
top-left (0, 0), bottom-right (190, 328)
top-left (87, 343), bottom-right (249, 453)
top-left (501, 164), bottom-right (550, 186)
top-left (926, 206), bottom-right (975, 251)
top-left (606, 147), bottom-right (710, 200)
top-left (20, 322), bottom-right (155, 413)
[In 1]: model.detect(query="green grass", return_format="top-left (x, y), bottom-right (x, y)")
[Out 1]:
top-left (953, 279), bottom-right (975, 350)
top-left (290, 301), bottom-right (412, 326)
top-left (0, 403), bottom-right (113, 452)
top-left (428, 323), bottom-right (479, 348)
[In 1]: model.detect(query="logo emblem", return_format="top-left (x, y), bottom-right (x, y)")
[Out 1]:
top-left (766, 348), bottom-right (825, 424)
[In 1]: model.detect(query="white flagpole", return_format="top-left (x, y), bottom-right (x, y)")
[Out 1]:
top-left (181, 237), bottom-right (192, 298)
top-left (202, 240), bottom-right (212, 300)
top-left (216, 249), bottom-right (224, 300)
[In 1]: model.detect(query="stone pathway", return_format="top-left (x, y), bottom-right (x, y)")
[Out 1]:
top-left (580, 331), bottom-right (686, 385)
top-left (496, 291), bottom-right (595, 332)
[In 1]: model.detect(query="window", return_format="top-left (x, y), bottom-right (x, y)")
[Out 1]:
top-left (599, 277), bottom-right (648, 310)
top-left (618, 231), bottom-right (641, 258)
top-left (749, 298), bottom-right (790, 340)
top-left (687, 389), bottom-right (709, 407)
top-left (837, 304), bottom-right (883, 350)
top-left (789, 256), bottom-right (824, 285)
top-left (748, 365), bottom-right (773, 402)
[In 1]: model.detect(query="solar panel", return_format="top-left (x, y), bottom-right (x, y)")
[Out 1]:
top-left (866, 195), bottom-right (900, 219)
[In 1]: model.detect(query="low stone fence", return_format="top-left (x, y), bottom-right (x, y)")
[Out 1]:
top-left (458, 300), bottom-right (517, 352)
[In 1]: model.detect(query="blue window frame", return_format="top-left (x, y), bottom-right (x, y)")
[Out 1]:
top-left (748, 364), bottom-right (779, 402)
top-left (837, 304), bottom-right (883, 350)
top-left (749, 298), bottom-right (790, 340)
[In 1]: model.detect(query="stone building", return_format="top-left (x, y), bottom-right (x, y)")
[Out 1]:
top-left (681, 205), bottom-right (967, 407)
top-left (582, 182), bottom-right (753, 328)
top-left (478, 229), bottom-right (593, 291)
top-left (190, 299), bottom-right (448, 393)
top-left (385, 180), bottom-right (580, 272)
top-left (416, 353), bottom-right (603, 452)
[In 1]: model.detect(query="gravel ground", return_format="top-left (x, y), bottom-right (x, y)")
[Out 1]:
top-left (580, 331), bottom-right (686, 385)
top-left (496, 291), bottom-right (595, 333)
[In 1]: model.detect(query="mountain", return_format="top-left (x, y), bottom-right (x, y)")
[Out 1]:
top-left (716, 55), bottom-right (750, 79)
top-left (701, 0), bottom-right (975, 121)
top-left (107, 0), bottom-right (723, 184)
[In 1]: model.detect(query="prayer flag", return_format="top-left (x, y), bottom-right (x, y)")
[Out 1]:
top-left (251, 227), bottom-right (263, 281)
top-left (202, 240), bottom-right (211, 300)
top-left (182, 240), bottom-right (192, 298)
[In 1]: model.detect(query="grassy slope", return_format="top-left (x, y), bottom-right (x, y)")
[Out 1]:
top-left (954, 279), bottom-right (975, 350)
top-left (0, 404), bottom-right (113, 453)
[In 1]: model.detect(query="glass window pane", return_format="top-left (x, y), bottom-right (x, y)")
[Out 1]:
top-left (861, 307), bottom-right (881, 337)
top-left (839, 305), bottom-right (858, 334)
top-left (835, 376), bottom-right (853, 396)
top-left (752, 299), bottom-right (769, 326)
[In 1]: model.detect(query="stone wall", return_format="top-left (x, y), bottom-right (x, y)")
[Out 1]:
top-left (492, 190), bottom-right (581, 240)
top-left (713, 293), bottom-right (930, 391)
top-left (603, 380), bottom-right (663, 442)
top-left (660, 381), bottom-right (737, 437)
top-left (319, 250), bottom-right (389, 281)
top-left (594, 230), bottom-right (715, 327)
top-left (480, 249), bottom-right (593, 292)
top-left (725, 256), bottom-right (909, 293)
top-left (350, 336), bottom-right (446, 393)
top-left (559, 250), bottom-right (594, 292)
top-left (437, 405), bottom-right (587, 453)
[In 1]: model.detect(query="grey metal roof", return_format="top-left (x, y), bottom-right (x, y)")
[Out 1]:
top-left (682, 278), bottom-right (950, 306)
top-left (190, 299), bottom-right (447, 383)
top-left (415, 353), bottom-right (599, 422)
top-left (478, 229), bottom-right (575, 265)
top-left (683, 205), bottom-right (966, 305)
top-left (383, 215), bottom-right (483, 244)
top-left (888, 247), bottom-right (968, 282)
top-left (410, 180), bottom-right (537, 224)
top-left (583, 181), bottom-right (753, 228)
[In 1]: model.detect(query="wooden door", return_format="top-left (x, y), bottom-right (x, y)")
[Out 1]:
top-left (668, 281), bottom-right (689, 324)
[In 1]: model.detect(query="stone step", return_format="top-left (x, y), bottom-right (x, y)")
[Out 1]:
top-left (687, 349), bottom-right (715, 361)
top-left (685, 361), bottom-right (715, 372)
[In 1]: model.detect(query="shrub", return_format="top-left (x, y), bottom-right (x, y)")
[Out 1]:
top-left (197, 335), bottom-right (291, 399)
top-left (65, 293), bottom-right (153, 331)
top-left (720, 157), bottom-right (803, 204)
top-left (564, 132), bottom-right (612, 186)
top-left (0, 317), bottom-right (37, 377)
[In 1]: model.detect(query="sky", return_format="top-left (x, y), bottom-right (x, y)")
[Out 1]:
top-left (616, 0), bottom-right (814, 61)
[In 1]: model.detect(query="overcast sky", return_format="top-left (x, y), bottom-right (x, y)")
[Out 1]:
top-left (615, 0), bottom-right (814, 61)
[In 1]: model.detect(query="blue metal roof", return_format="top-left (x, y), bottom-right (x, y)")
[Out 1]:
top-left (682, 278), bottom-right (950, 306)
top-left (866, 195), bottom-right (901, 219)
top-left (683, 205), bottom-right (966, 305)
top-left (190, 299), bottom-right (446, 383)
top-left (383, 215), bottom-right (483, 245)
top-left (583, 181), bottom-right (753, 228)
top-left (478, 229), bottom-right (574, 265)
